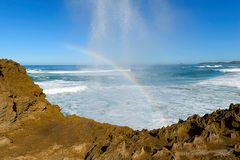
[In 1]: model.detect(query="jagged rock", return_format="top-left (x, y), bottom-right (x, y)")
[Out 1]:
top-left (152, 147), bottom-right (173, 159)
top-left (0, 59), bottom-right (239, 159)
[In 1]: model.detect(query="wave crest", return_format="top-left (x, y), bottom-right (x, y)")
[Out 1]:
top-left (218, 68), bottom-right (240, 73)
top-left (43, 86), bottom-right (88, 95)
top-left (27, 69), bottom-right (131, 74)
top-left (36, 80), bottom-right (88, 95)
top-left (198, 65), bottom-right (222, 68)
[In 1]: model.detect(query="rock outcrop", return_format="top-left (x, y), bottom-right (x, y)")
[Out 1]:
top-left (0, 59), bottom-right (239, 160)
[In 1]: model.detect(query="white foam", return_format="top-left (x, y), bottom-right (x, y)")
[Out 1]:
top-left (27, 69), bottom-right (43, 73)
top-left (36, 80), bottom-right (88, 95)
top-left (27, 69), bottom-right (131, 74)
top-left (198, 74), bottom-right (240, 88)
top-left (44, 86), bottom-right (88, 95)
top-left (198, 65), bottom-right (222, 68)
top-left (218, 68), bottom-right (240, 73)
top-left (37, 80), bottom-right (72, 87)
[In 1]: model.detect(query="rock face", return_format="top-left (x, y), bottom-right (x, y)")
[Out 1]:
top-left (0, 59), bottom-right (239, 160)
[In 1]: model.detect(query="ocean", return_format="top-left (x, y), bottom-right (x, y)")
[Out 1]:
top-left (25, 64), bottom-right (240, 129)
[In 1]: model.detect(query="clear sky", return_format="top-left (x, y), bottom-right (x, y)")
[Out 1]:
top-left (0, 0), bottom-right (239, 65)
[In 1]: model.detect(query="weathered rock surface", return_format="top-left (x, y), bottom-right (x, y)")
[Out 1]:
top-left (0, 59), bottom-right (239, 160)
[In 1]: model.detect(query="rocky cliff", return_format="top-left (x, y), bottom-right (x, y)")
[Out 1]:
top-left (0, 59), bottom-right (239, 160)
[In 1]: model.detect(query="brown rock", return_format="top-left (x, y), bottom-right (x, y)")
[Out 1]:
top-left (0, 136), bottom-right (12, 147)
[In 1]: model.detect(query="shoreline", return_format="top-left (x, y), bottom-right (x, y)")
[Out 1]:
top-left (0, 59), bottom-right (239, 159)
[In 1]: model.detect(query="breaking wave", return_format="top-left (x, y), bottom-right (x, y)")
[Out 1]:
top-left (198, 65), bottom-right (222, 68)
top-left (27, 69), bottom-right (131, 74)
top-left (43, 86), bottom-right (87, 95)
top-left (198, 73), bottom-right (240, 88)
top-left (36, 80), bottom-right (88, 95)
top-left (218, 68), bottom-right (240, 73)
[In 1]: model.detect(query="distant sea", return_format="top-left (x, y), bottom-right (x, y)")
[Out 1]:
top-left (25, 64), bottom-right (240, 129)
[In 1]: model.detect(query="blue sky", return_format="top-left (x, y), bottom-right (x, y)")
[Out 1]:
top-left (0, 0), bottom-right (239, 65)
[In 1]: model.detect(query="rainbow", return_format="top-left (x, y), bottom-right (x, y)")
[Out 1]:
top-left (65, 44), bottom-right (169, 125)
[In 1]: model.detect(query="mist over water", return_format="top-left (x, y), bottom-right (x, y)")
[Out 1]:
top-left (67, 0), bottom-right (172, 64)
top-left (89, 0), bottom-right (146, 62)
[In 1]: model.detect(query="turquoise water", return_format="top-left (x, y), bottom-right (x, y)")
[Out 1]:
top-left (25, 64), bottom-right (240, 129)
